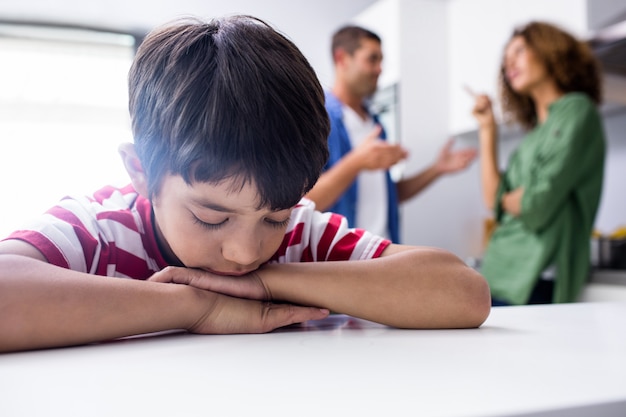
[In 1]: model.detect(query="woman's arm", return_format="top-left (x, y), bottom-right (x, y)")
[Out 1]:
top-left (472, 94), bottom-right (501, 210)
top-left (501, 188), bottom-right (524, 216)
top-left (0, 240), bottom-right (328, 352)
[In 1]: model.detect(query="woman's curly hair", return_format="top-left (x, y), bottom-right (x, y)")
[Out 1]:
top-left (498, 21), bottom-right (603, 130)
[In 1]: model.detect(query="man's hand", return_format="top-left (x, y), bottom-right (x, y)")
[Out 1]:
top-left (352, 125), bottom-right (408, 171)
top-left (433, 138), bottom-right (477, 174)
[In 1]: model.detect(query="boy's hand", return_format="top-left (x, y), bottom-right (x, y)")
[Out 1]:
top-left (433, 138), bottom-right (477, 174)
top-left (149, 266), bottom-right (269, 300)
top-left (150, 267), bottom-right (330, 334)
top-left (188, 292), bottom-right (329, 334)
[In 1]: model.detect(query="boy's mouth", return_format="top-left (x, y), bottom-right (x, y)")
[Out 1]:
top-left (205, 268), bottom-right (252, 277)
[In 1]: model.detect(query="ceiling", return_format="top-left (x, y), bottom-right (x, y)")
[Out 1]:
top-left (0, 0), bottom-right (378, 86)
top-left (0, 0), bottom-right (378, 34)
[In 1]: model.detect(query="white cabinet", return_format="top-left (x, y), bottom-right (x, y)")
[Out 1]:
top-left (587, 0), bottom-right (626, 30)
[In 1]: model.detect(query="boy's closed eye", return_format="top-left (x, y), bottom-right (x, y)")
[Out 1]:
top-left (264, 217), bottom-right (291, 229)
top-left (192, 215), bottom-right (228, 230)
top-left (191, 213), bottom-right (291, 230)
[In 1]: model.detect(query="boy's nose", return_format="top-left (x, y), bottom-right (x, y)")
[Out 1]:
top-left (221, 235), bottom-right (262, 268)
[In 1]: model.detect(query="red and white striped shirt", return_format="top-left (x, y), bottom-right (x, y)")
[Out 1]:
top-left (5, 185), bottom-right (390, 279)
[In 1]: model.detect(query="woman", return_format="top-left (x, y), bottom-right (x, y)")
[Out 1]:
top-left (471, 21), bottom-right (605, 306)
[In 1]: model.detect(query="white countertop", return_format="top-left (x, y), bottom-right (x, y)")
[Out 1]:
top-left (2, 302), bottom-right (626, 417)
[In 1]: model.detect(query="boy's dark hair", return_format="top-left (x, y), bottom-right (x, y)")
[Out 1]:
top-left (499, 21), bottom-right (603, 130)
top-left (331, 25), bottom-right (381, 58)
top-left (128, 15), bottom-right (329, 210)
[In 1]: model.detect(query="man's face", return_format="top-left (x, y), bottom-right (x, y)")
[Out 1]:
top-left (343, 38), bottom-right (383, 98)
top-left (151, 174), bottom-right (292, 276)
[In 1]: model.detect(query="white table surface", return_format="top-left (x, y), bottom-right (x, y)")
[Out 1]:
top-left (2, 302), bottom-right (626, 417)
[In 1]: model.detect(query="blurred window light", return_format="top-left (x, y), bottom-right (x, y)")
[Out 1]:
top-left (0, 23), bottom-right (137, 238)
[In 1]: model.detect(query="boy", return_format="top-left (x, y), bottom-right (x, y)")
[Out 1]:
top-left (0, 16), bottom-right (490, 352)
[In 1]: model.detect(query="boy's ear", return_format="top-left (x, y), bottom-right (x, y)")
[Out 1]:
top-left (118, 143), bottom-right (149, 198)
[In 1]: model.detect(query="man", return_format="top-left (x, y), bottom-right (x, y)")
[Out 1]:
top-left (306, 25), bottom-right (477, 242)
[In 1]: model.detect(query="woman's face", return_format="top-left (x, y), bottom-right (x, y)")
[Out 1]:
top-left (503, 36), bottom-right (551, 95)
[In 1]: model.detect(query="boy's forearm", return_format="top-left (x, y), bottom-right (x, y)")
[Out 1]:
top-left (258, 247), bottom-right (491, 329)
top-left (0, 255), bottom-right (203, 352)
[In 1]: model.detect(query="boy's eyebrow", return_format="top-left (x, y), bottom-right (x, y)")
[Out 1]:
top-left (190, 196), bottom-right (290, 215)
top-left (192, 198), bottom-right (239, 214)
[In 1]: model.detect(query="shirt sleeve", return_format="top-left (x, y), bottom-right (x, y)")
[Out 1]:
top-left (2, 187), bottom-right (162, 278)
top-left (4, 197), bottom-right (103, 273)
top-left (269, 198), bottom-right (391, 264)
top-left (518, 95), bottom-right (604, 233)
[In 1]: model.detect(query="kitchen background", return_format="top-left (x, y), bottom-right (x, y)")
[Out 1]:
top-left (351, 0), bottom-right (626, 258)
top-left (1, 0), bottom-right (624, 296)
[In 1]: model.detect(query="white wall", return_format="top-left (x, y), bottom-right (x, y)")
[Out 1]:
top-left (396, 1), bottom-right (483, 256)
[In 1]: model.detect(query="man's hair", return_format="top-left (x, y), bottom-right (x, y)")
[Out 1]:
top-left (499, 21), bottom-right (603, 130)
top-left (128, 15), bottom-right (329, 210)
top-left (331, 25), bottom-right (381, 58)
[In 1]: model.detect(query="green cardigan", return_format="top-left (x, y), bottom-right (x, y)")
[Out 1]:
top-left (482, 93), bottom-right (606, 305)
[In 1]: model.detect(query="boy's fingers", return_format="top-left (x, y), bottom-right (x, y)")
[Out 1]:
top-left (149, 267), bottom-right (225, 292)
top-left (264, 304), bottom-right (329, 331)
top-left (148, 266), bottom-right (188, 284)
top-left (149, 266), bottom-right (210, 287)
